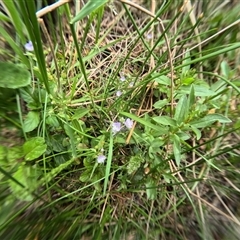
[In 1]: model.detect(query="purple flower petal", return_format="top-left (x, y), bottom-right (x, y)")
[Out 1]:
top-left (116, 90), bottom-right (122, 97)
top-left (146, 33), bottom-right (152, 40)
top-left (24, 41), bottom-right (34, 52)
top-left (97, 155), bottom-right (106, 164)
top-left (120, 76), bottom-right (126, 81)
top-left (124, 118), bottom-right (134, 129)
top-left (112, 122), bottom-right (122, 134)
top-left (129, 82), bottom-right (134, 87)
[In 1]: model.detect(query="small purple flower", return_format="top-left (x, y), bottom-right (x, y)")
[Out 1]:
top-left (24, 41), bottom-right (34, 52)
top-left (124, 118), bottom-right (134, 129)
top-left (97, 155), bottom-right (106, 164)
top-left (120, 76), bottom-right (126, 82)
top-left (116, 90), bottom-right (122, 97)
top-left (112, 122), bottom-right (122, 134)
top-left (146, 33), bottom-right (152, 40)
top-left (129, 82), bottom-right (134, 87)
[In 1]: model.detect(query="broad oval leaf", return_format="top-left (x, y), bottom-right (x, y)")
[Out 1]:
top-left (23, 137), bottom-right (47, 161)
top-left (9, 164), bottom-right (38, 201)
top-left (145, 178), bottom-right (157, 200)
top-left (23, 111), bottom-right (40, 132)
top-left (0, 62), bottom-right (31, 88)
top-left (153, 99), bottom-right (168, 109)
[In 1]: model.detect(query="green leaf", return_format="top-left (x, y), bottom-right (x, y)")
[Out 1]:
top-left (153, 74), bottom-right (171, 85)
top-left (190, 125), bottom-right (202, 140)
top-left (174, 95), bottom-right (188, 124)
top-left (23, 137), bottom-right (47, 161)
top-left (37, 158), bottom-right (75, 186)
top-left (182, 50), bottom-right (191, 74)
top-left (172, 134), bottom-right (181, 166)
top-left (7, 146), bottom-right (24, 163)
top-left (145, 178), bottom-right (157, 200)
top-left (182, 77), bottom-right (195, 85)
top-left (0, 62), bottom-right (31, 88)
top-left (152, 116), bottom-right (177, 126)
top-left (153, 99), bottom-right (168, 109)
top-left (180, 85), bottom-right (215, 96)
top-left (127, 155), bottom-right (144, 175)
top-left (79, 169), bottom-right (91, 182)
top-left (71, 0), bottom-right (109, 24)
top-left (188, 85), bottom-right (195, 108)
top-left (190, 114), bottom-right (232, 128)
top-left (221, 60), bottom-right (230, 78)
top-left (72, 108), bottom-right (90, 119)
top-left (0, 145), bottom-right (8, 165)
top-left (120, 112), bottom-right (168, 133)
top-left (9, 164), bottom-right (38, 201)
top-left (23, 111), bottom-right (40, 132)
top-left (176, 131), bottom-right (190, 141)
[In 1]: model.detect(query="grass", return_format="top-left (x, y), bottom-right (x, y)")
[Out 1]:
top-left (0, 0), bottom-right (240, 239)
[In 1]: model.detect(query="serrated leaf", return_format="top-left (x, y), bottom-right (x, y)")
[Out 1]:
top-left (174, 95), bottom-right (188, 124)
top-left (23, 137), bottom-right (47, 161)
top-left (127, 155), bottom-right (144, 175)
top-left (37, 158), bottom-right (75, 186)
top-left (153, 99), bottom-right (168, 109)
top-left (190, 114), bottom-right (231, 128)
top-left (23, 111), bottom-right (40, 132)
top-left (153, 116), bottom-right (177, 126)
top-left (0, 62), bottom-right (31, 89)
top-left (172, 134), bottom-right (181, 166)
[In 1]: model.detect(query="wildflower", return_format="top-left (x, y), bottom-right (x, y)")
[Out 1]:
top-left (146, 33), bottom-right (152, 40)
top-left (124, 118), bottom-right (134, 129)
top-left (24, 41), bottom-right (34, 52)
top-left (120, 75), bottom-right (126, 82)
top-left (116, 90), bottom-right (122, 97)
top-left (112, 122), bottom-right (122, 134)
top-left (97, 155), bottom-right (106, 164)
top-left (129, 82), bottom-right (134, 87)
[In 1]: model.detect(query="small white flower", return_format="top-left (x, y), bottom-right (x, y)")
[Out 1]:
top-left (129, 82), bottom-right (134, 87)
top-left (97, 155), bottom-right (106, 164)
top-left (124, 118), bottom-right (134, 129)
top-left (116, 90), bottom-right (122, 97)
top-left (112, 122), bottom-right (122, 134)
top-left (120, 76), bottom-right (126, 82)
top-left (146, 33), bottom-right (152, 40)
top-left (24, 41), bottom-right (34, 51)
